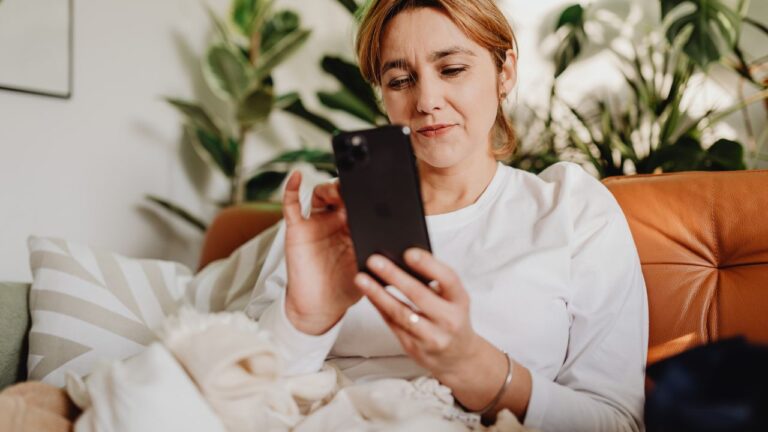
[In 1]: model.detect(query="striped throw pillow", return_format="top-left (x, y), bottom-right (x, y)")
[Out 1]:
top-left (27, 236), bottom-right (191, 386)
top-left (186, 222), bottom-right (280, 313)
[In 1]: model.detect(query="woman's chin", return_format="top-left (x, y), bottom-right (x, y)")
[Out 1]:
top-left (415, 152), bottom-right (464, 170)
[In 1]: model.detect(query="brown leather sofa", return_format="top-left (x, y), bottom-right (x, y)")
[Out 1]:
top-left (199, 169), bottom-right (768, 367)
top-left (605, 169), bottom-right (768, 364)
top-left (3, 169), bottom-right (766, 431)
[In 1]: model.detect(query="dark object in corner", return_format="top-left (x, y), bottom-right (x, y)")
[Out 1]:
top-left (645, 338), bottom-right (768, 432)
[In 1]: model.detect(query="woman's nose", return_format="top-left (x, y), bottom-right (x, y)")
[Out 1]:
top-left (415, 79), bottom-right (445, 114)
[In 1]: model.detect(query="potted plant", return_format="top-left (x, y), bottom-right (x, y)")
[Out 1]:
top-left (148, 0), bottom-right (313, 231)
top-left (512, 0), bottom-right (768, 176)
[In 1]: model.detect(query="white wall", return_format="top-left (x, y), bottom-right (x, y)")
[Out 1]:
top-left (0, 0), bottom-right (225, 281)
top-left (0, 0), bottom-right (364, 282)
top-left (1, 0), bottom-right (765, 282)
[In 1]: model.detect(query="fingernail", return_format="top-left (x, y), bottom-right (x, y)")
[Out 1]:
top-left (406, 248), bottom-right (422, 262)
top-left (369, 256), bottom-right (385, 270)
top-left (355, 273), bottom-right (370, 289)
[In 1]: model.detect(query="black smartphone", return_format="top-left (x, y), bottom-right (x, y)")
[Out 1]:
top-left (332, 125), bottom-right (432, 283)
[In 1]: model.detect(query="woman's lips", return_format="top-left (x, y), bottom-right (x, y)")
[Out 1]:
top-left (417, 124), bottom-right (455, 138)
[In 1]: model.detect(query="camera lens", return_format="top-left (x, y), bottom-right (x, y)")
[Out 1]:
top-left (350, 135), bottom-right (365, 146)
top-left (351, 143), bottom-right (368, 161)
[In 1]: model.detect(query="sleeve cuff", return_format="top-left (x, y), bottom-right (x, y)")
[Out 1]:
top-left (522, 368), bottom-right (551, 430)
top-left (258, 289), bottom-right (344, 375)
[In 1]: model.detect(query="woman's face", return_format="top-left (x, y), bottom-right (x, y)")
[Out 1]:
top-left (379, 7), bottom-right (515, 170)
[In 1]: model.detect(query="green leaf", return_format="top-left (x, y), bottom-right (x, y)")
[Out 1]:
top-left (568, 128), bottom-right (604, 177)
top-left (145, 195), bottom-right (208, 232)
top-left (654, 134), bottom-right (705, 172)
top-left (671, 87), bottom-right (768, 145)
top-left (206, 6), bottom-right (232, 45)
top-left (266, 149), bottom-right (334, 175)
top-left (281, 97), bottom-right (339, 134)
top-left (274, 92), bottom-right (300, 110)
top-left (165, 98), bottom-right (221, 135)
top-left (204, 45), bottom-right (252, 101)
top-left (661, 0), bottom-right (741, 70)
top-left (254, 29), bottom-right (311, 82)
top-left (556, 4), bottom-right (585, 30)
top-left (318, 88), bottom-right (379, 124)
top-left (744, 17), bottom-right (768, 37)
top-left (231, 0), bottom-right (273, 36)
top-left (263, 148), bottom-right (336, 174)
top-left (321, 56), bottom-right (384, 121)
top-left (195, 128), bottom-right (237, 178)
top-left (237, 86), bottom-right (274, 126)
top-left (335, 0), bottom-right (359, 15)
top-left (553, 4), bottom-right (587, 77)
top-left (261, 10), bottom-right (300, 53)
top-left (704, 138), bottom-right (746, 170)
top-left (268, 148), bottom-right (334, 163)
top-left (245, 171), bottom-right (287, 201)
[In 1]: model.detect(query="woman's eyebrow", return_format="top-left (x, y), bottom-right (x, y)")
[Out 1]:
top-left (429, 46), bottom-right (476, 62)
top-left (381, 59), bottom-right (409, 75)
top-left (380, 46), bottom-right (476, 76)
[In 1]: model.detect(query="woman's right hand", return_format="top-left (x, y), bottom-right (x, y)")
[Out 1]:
top-left (281, 171), bottom-right (361, 335)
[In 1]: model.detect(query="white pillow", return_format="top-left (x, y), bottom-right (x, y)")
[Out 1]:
top-left (27, 236), bottom-right (191, 386)
top-left (27, 222), bottom-right (282, 387)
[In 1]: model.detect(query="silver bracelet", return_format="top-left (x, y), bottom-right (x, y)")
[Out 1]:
top-left (463, 351), bottom-right (514, 416)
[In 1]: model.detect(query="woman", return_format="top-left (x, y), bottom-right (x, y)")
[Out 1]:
top-left (246, 0), bottom-right (648, 430)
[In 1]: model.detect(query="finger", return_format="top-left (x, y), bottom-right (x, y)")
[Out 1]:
top-left (366, 254), bottom-right (450, 322)
top-left (403, 248), bottom-right (467, 303)
top-left (282, 171), bottom-right (304, 225)
top-left (381, 313), bottom-right (421, 357)
top-left (311, 182), bottom-right (345, 212)
top-left (354, 272), bottom-right (441, 341)
top-left (375, 293), bottom-right (454, 359)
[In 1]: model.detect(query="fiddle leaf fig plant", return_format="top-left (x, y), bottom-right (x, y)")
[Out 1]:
top-left (148, 0), bottom-right (311, 232)
top-left (241, 0), bottom-right (383, 204)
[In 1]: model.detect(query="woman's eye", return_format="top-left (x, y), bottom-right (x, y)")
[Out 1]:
top-left (387, 77), bottom-right (412, 90)
top-left (442, 67), bottom-right (467, 77)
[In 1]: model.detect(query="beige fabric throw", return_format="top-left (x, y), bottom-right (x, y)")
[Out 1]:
top-left (68, 308), bottom-right (535, 432)
top-left (158, 308), bottom-right (339, 431)
top-left (69, 343), bottom-right (227, 432)
top-left (158, 308), bottom-right (534, 432)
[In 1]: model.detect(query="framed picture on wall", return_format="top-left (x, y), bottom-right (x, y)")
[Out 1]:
top-left (0, 0), bottom-right (73, 99)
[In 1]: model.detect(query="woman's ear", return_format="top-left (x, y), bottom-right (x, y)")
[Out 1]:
top-left (499, 48), bottom-right (517, 96)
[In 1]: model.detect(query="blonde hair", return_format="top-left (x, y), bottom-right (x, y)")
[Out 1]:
top-left (356, 0), bottom-right (518, 160)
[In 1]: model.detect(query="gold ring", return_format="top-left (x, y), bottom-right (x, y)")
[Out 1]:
top-left (408, 312), bottom-right (420, 325)
top-left (428, 280), bottom-right (440, 291)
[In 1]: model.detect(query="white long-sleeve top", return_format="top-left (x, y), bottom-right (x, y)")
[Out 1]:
top-left (245, 162), bottom-right (648, 432)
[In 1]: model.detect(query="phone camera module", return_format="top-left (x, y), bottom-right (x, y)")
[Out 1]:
top-left (349, 135), bottom-right (369, 161)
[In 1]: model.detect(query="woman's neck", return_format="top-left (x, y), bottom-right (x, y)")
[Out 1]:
top-left (419, 156), bottom-right (498, 216)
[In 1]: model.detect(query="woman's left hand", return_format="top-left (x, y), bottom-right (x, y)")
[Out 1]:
top-left (353, 247), bottom-right (481, 379)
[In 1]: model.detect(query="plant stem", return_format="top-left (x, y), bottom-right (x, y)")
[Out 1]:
top-left (231, 126), bottom-right (247, 205)
top-left (231, 16), bottom-right (262, 205)
top-left (744, 17), bottom-right (768, 37)
top-left (706, 88), bottom-right (768, 127)
top-left (737, 70), bottom-right (757, 154)
top-left (250, 29), bottom-right (261, 67)
top-left (145, 195), bottom-right (208, 232)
